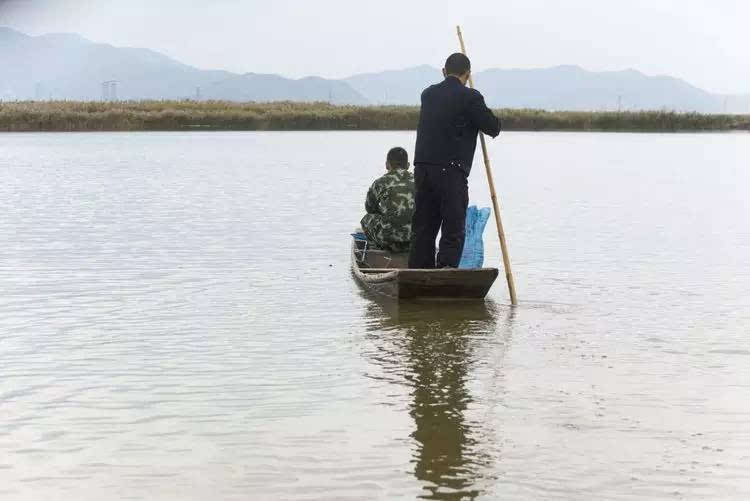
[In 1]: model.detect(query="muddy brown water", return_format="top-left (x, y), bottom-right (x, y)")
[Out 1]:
top-left (1, 131), bottom-right (749, 499)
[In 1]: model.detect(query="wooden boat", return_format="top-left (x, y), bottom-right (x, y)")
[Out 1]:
top-left (351, 233), bottom-right (498, 300)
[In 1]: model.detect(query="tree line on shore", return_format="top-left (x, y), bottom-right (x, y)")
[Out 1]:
top-left (1, 100), bottom-right (747, 132)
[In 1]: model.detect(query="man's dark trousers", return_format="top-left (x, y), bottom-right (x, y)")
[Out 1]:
top-left (408, 164), bottom-right (468, 268)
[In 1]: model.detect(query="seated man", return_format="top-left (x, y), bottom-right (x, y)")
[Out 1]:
top-left (360, 147), bottom-right (415, 253)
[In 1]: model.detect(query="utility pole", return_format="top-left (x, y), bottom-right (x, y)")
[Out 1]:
top-left (101, 80), bottom-right (118, 101)
top-left (195, 86), bottom-right (202, 100)
top-left (617, 94), bottom-right (623, 112)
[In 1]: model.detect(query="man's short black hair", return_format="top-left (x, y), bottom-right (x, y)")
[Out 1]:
top-left (444, 53), bottom-right (471, 76)
top-left (387, 146), bottom-right (408, 169)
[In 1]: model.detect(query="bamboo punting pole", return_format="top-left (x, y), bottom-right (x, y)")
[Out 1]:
top-left (456, 25), bottom-right (518, 305)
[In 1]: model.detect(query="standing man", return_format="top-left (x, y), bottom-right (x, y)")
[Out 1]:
top-left (408, 53), bottom-right (501, 269)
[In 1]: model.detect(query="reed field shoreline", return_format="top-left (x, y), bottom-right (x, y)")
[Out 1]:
top-left (1, 100), bottom-right (748, 133)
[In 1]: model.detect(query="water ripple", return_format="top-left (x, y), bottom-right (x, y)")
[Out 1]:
top-left (1, 132), bottom-right (749, 499)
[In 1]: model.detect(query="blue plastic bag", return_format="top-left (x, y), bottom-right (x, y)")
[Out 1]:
top-left (458, 206), bottom-right (491, 269)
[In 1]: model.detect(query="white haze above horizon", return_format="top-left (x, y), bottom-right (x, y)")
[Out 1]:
top-left (1, 0), bottom-right (748, 95)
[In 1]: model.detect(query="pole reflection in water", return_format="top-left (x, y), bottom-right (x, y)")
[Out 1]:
top-left (362, 296), bottom-right (513, 499)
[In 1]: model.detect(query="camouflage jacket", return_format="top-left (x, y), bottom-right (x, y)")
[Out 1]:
top-left (361, 168), bottom-right (415, 252)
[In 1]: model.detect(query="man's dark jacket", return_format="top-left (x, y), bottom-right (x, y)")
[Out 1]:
top-left (414, 76), bottom-right (501, 176)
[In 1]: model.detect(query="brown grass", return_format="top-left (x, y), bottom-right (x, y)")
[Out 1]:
top-left (1, 100), bottom-right (748, 132)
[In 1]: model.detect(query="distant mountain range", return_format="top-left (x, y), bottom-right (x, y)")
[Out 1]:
top-left (1, 27), bottom-right (748, 113)
top-left (345, 64), bottom-right (750, 113)
top-left (0, 27), bottom-right (367, 105)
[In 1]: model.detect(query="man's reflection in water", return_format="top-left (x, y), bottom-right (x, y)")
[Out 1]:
top-left (363, 298), bottom-right (511, 500)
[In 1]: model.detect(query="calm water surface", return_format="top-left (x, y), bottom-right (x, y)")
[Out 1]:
top-left (1, 131), bottom-right (749, 500)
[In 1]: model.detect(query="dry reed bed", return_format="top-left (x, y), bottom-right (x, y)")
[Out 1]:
top-left (1, 101), bottom-right (747, 132)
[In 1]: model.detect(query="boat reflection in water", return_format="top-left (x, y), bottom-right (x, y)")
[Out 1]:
top-left (362, 296), bottom-right (514, 499)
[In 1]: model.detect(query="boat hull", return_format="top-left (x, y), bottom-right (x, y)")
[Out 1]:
top-left (351, 237), bottom-right (498, 300)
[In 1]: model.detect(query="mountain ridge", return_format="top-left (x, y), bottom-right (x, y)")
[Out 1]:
top-left (1, 27), bottom-right (748, 112)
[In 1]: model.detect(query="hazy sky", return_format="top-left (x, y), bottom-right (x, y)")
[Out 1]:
top-left (1, 0), bottom-right (748, 94)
